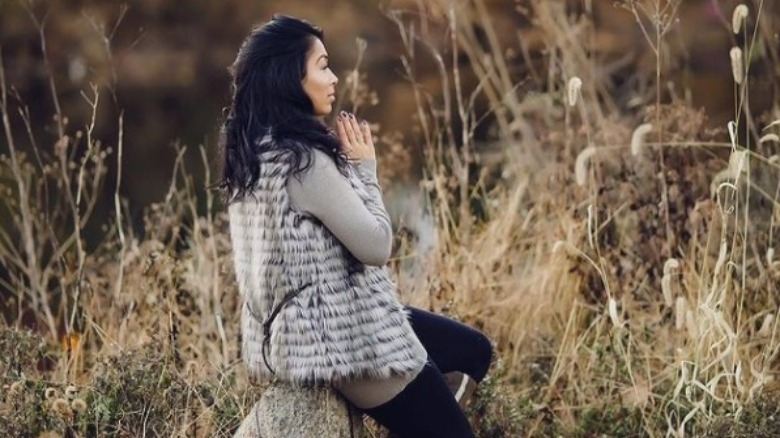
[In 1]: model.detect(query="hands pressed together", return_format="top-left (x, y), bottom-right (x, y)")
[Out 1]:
top-left (335, 111), bottom-right (375, 162)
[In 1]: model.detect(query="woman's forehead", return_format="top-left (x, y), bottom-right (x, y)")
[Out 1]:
top-left (310, 38), bottom-right (328, 57)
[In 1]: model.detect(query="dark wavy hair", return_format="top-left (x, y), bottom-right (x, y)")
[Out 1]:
top-left (211, 14), bottom-right (348, 206)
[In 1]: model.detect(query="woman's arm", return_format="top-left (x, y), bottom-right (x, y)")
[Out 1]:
top-left (286, 149), bottom-right (393, 266)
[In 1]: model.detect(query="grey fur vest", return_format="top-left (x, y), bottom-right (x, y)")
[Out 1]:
top-left (227, 144), bottom-right (427, 385)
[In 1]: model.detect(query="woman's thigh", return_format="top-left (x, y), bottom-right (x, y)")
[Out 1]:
top-left (405, 306), bottom-right (493, 382)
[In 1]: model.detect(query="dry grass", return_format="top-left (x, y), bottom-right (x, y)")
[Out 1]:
top-left (2, 0), bottom-right (780, 437)
top-left (387, 0), bottom-right (779, 436)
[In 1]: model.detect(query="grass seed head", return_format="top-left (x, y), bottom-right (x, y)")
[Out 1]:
top-left (730, 46), bottom-right (744, 84)
top-left (71, 398), bottom-right (87, 412)
top-left (575, 146), bottom-right (597, 186)
top-left (763, 119), bottom-right (780, 131)
top-left (663, 258), bottom-right (680, 275)
top-left (711, 150), bottom-right (749, 195)
top-left (685, 310), bottom-right (698, 339)
top-left (728, 149), bottom-right (748, 177)
top-left (759, 133), bottom-right (779, 144)
top-left (567, 76), bottom-right (582, 107)
top-left (732, 4), bottom-right (749, 34)
top-left (662, 277), bottom-right (674, 308)
top-left (631, 123), bottom-right (653, 156)
top-left (662, 259), bottom-right (680, 308)
top-left (552, 240), bottom-right (577, 256)
top-left (608, 297), bottom-right (622, 327)
top-left (728, 120), bottom-right (738, 146)
top-left (758, 314), bottom-right (774, 337)
top-left (675, 297), bottom-right (687, 331)
top-left (51, 398), bottom-right (72, 419)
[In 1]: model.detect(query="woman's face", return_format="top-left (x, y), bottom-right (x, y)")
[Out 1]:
top-left (302, 38), bottom-right (338, 116)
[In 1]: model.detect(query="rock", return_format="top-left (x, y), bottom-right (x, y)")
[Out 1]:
top-left (233, 380), bottom-right (370, 438)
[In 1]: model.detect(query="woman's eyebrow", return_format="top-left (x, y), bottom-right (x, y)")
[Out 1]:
top-left (318, 54), bottom-right (329, 62)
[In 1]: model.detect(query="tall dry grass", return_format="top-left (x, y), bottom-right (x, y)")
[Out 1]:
top-left (1, 0), bottom-right (779, 437)
top-left (385, 0), bottom-right (780, 436)
top-left (0, 6), bottom-right (254, 436)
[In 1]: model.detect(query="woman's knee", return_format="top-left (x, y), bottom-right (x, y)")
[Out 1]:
top-left (471, 331), bottom-right (493, 382)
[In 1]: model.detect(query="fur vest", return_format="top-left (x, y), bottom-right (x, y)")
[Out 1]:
top-left (227, 141), bottom-right (427, 385)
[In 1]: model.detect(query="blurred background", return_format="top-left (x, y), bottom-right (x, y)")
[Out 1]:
top-left (2, 0), bottom-right (776, 248)
top-left (2, 2), bottom-right (780, 436)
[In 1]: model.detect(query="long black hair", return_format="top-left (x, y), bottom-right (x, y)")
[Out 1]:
top-left (212, 14), bottom-right (348, 206)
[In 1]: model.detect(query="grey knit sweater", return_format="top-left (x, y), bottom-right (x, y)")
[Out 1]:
top-left (227, 137), bottom-right (427, 386)
top-left (286, 149), bottom-right (426, 408)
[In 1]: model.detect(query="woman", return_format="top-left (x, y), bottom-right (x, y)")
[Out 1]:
top-left (214, 14), bottom-right (493, 437)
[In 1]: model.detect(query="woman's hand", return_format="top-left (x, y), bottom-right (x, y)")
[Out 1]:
top-left (336, 111), bottom-right (375, 161)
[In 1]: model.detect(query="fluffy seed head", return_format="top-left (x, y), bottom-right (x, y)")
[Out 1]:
top-left (728, 149), bottom-right (748, 177)
top-left (71, 398), bottom-right (87, 412)
top-left (727, 120), bottom-right (738, 146)
top-left (567, 76), bottom-right (582, 107)
top-left (661, 258), bottom-right (679, 308)
top-left (759, 133), bottom-right (779, 144)
top-left (552, 240), bottom-right (577, 256)
top-left (587, 204), bottom-right (594, 249)
top-left (608, 298), bottom-right (622, 327)
top-left (51, 398), bottom-right (72, 418)
top-left (685, 309), bottom-right (698, 339)
top-left (630, 123), bottom-right (653, 156)
top-left (732, 4), bottom-right (749, 34)
top-left (730, 46), bottom-right (744, 84)
top-left (675, 297), bottom-right (687, 331)
top-left (44, 387), bottom-right (57, 400)
top-left (735, 360), bottom-right (744, 393)
top-left (763, 120), bottom-right (780, 131)
top-left (758, 314), bottom-right (774, 337)
top-left (663, 258), bottom-right (680, 275)
top-left (575, 146), bottom-right (597, 186)
top-left (712, 150), bottom-right (749, 195)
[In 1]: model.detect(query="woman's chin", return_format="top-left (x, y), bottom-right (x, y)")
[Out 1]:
top-left (316, 104), bottom-right (333, 117)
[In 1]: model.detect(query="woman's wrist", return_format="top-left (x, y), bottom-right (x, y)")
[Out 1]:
top-left (353, 158), bottom-right (377, 180)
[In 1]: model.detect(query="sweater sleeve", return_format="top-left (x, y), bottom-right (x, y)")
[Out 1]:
top-left (286, 150), bottom-right (393, 266)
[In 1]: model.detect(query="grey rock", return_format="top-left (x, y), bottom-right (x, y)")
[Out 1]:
top-left (233, 380), bottom-right (370, 438)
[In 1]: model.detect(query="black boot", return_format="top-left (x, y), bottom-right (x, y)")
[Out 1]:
top-left (443, 371), bottom-right (479, 409)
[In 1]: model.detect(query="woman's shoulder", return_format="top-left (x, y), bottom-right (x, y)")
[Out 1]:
top-left (309, 147), bottom-right (339, 168)
top-left (287, 149), bottom-right (342, 186)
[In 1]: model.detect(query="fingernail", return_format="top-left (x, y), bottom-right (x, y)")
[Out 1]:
top-left (349, 113), bottom-right (355, 119)
top-left (340, 110), bottom-right (347, 118)
top-left (361, 119), bottom-right (368, 125)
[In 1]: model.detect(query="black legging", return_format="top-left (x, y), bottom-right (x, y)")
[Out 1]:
top-left (361, 306), bottom-right (493, 437)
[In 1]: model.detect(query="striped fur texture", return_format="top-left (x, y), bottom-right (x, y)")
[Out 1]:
top-left (228, 143), bottom-right (427, 385)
